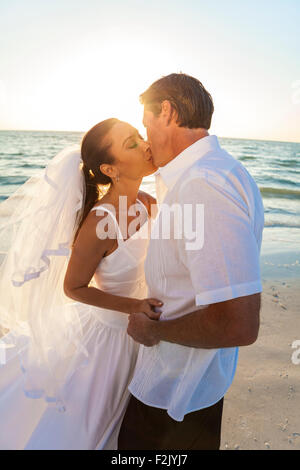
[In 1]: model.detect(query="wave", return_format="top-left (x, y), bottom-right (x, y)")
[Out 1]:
top-left (264, 221), bottom-right (300, 228)
top-left (262, 176), bottom-right (299, 186)
top-left (18, 163), bottom-right (45, 169)
top-left (0, 152), bottom-right (24, 157)
top-left (240, 146), bottom-right (258, 152)
top-left (277, 159), bottom-right (300, 167)
top-left (260, 187), bottom-right (300, 199)
top-left (238, 155), bottom-right (257, 161)
top-left (0, 178), bottom-right (28, 186)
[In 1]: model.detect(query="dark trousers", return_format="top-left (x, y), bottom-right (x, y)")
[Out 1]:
top-left (118, 394), bottom-right (224, 450)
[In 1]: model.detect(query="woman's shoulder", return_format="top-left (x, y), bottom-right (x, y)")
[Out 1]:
top-left (73, 206), bottom-right (115, 254)
top-left (85, 196), bottom-right (117, 234)
top-left (91, 192), bottom-right (115, 210)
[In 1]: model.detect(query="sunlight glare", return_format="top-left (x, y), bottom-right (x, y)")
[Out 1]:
top-left (33, 35), bottom-right (179, 134)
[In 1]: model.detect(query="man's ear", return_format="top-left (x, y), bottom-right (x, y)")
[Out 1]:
top-left (161, 100), bottom-right (177, 126)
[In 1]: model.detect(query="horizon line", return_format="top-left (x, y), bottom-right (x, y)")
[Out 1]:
top-left (0, 128), bottom-right (299, 145)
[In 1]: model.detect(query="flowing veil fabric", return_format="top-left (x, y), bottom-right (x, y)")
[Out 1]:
top-left (0, 145), bottom-right (95, 412)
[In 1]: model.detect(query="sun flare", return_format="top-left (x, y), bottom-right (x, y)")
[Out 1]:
top-left (28, 36), bottom-right (179, 135)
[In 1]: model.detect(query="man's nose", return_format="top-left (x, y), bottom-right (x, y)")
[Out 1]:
top-left (144, 142), bottom-right (152, 159)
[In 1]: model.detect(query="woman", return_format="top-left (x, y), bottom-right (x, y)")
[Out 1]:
top-left (0, 118), bottom-right (162, 449)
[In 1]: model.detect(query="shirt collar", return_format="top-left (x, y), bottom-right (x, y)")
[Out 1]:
top-left (154, 135), bottom-right (220, 192)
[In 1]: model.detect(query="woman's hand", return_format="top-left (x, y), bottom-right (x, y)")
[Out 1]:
top-left (131, 298), bottom-right (163, 320)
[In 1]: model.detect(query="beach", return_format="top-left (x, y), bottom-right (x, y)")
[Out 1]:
top-left (221, 236), bottom-right (300, 450)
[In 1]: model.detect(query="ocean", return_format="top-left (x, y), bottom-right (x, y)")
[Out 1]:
top-left (0, 130), bottom-right (299, 272)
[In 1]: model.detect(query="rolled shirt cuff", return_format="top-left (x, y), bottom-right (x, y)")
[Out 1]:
top-left (195, 280), bottom-right (263, 306)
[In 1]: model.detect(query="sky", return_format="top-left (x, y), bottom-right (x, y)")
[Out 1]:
top-left (0, 0), bottom-right (299, 142)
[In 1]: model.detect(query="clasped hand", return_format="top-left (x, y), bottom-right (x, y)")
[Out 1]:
top-left (128, 298), bottom-right (163, 346)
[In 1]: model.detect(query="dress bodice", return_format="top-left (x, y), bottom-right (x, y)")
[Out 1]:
top-left (90, 199), bottom-right (150, 328)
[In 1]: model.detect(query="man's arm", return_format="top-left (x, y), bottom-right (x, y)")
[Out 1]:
top-left (128, 175), bottom-right (263, 348)
top-left (127, 293), bottom-right (261, 348)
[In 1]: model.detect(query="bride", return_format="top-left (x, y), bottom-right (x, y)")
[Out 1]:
top-left (0, 118), bottom-right (162, 450)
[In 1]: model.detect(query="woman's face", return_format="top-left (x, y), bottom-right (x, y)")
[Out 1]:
top-left (102, 121), bottom-right (157, 180)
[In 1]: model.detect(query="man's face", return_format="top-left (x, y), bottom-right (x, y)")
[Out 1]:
top-left (142, 106), bottom-right (169, 167)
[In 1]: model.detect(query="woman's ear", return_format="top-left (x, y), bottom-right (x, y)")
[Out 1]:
top-left (99, 163), bottom-right (116, 179)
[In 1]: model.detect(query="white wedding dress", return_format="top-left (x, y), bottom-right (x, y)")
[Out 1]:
top-left (0, 199), bottom-right (150, 450)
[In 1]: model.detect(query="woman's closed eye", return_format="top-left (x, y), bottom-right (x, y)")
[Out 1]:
top-left (128, 134), bottom-right (144, 149)
top-left (128, 141), bottom-right (138, 149)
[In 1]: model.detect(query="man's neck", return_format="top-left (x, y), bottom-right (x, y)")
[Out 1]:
top-left (163, 128), bottom-right (209, 167)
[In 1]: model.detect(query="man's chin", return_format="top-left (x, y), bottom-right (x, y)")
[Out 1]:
top-left (144, 163), bottom-right (158, 176)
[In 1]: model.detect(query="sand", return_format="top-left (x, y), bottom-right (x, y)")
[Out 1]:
top-left (221, 278), bottom-right (300, 450)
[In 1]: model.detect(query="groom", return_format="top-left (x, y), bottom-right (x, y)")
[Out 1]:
top-left (118, 73), bottom-right (264, 450)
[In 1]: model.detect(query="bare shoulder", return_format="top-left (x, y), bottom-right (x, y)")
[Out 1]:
top-left (138, 190), bottom-right (157, 217)
top-left (74, 206), bottom-right (115, 253)
top-left (91, 193), bottom-right (115, 210)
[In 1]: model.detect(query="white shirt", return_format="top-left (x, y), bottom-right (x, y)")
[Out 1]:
top-left (128, 135), bottom-right (264, 421)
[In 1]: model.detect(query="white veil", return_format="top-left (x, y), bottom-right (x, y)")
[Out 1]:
top-left (0, 145), bottom-right (94, 411)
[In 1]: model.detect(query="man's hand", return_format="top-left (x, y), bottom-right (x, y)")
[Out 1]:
top-left (135, 298), bottom-right (163, 320)
top-left (127, 312), bottom-right (161, 347)
top-left (127, 293), bottom-right (261, 349)
top-left (137, 293), bottom-right (261, 349)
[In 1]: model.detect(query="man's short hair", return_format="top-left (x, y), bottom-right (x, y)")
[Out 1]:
top-left (140, 73), bottom-right (214, 129)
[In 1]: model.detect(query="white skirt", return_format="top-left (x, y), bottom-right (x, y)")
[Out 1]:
top-left (0, 311), bottom-right (139, 450)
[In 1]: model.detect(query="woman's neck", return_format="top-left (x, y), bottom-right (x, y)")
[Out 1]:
top-left (105, 179), bottom-right (142, 210)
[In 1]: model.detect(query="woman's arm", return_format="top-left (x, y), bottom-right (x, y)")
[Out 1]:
top-left (64, 210), bottom-right (162, 317)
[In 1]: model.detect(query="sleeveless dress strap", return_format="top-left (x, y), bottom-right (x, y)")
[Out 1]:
top-left (90, 199), bottom-right (149, 243)
top-left (90, 205), bottom-right (124, 243)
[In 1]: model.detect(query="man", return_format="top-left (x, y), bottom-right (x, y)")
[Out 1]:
top-left (118, 73), bottom-right (264, 450)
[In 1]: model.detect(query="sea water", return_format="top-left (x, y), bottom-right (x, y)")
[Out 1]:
top-left (0, 130), bottom-right (299, 275)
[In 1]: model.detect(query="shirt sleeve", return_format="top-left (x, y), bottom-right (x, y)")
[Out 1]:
top-left (177, 175), bottom-right (263, 306)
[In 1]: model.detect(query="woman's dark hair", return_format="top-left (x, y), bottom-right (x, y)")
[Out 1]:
top-left (140, 73), bottom-right (214, 129)
top-left (73, 118), bottom-right (119, 244)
